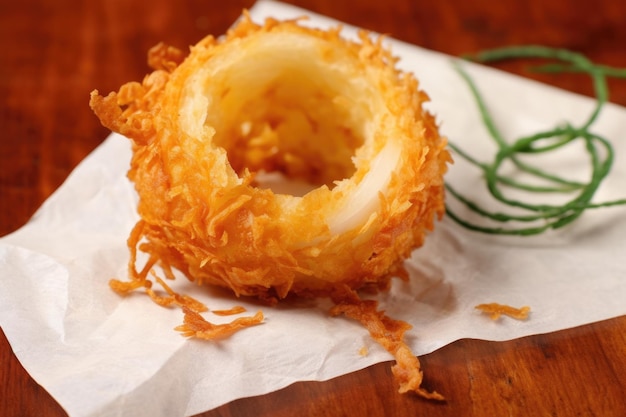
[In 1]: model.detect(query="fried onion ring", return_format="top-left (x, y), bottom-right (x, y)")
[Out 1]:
top-left (90, 12), bottom-right (450, 398)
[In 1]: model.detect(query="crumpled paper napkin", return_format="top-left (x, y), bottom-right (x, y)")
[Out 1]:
top-left (1, 1), bottom-right (625, 416)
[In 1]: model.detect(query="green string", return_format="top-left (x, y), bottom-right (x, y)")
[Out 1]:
top-left (445, 46), bottom-right (626, 235)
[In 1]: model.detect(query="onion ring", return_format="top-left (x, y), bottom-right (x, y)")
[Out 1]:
top-left (90, 12), bottom-right (450, 398)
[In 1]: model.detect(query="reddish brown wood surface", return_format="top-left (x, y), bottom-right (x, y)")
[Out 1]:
top-left (1, 1), bottom-right (625, 416)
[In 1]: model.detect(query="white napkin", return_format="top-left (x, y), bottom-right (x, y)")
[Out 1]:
top-left (2, 1), bottom-right (625, 416)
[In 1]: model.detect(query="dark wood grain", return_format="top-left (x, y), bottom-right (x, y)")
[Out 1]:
top-left (1, 1), bottom-right (625, 416)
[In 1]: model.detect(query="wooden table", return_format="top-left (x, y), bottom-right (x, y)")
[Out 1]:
top-left (1, 0), bottom-right (625, 415)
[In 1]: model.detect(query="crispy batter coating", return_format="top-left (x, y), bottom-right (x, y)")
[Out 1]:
top-left (90, 12), bottom-right (450, 398)
top-left (91, 13), bottom-right (449, 300)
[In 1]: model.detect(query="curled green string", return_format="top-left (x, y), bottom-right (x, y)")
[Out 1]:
top-left (445, 46), bottom-right (626, 235)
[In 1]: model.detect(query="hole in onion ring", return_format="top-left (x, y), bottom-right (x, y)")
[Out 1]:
top-left (200, 33), bottom-right (371, 196)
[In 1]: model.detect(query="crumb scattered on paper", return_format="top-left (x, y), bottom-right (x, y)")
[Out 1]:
top-left (212, 306), bottom-right (248, 316)
top-left (475, 303), bottom-right (531, 321)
